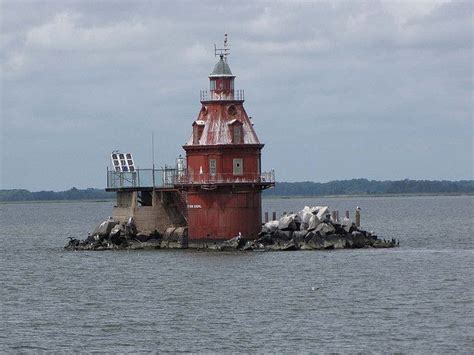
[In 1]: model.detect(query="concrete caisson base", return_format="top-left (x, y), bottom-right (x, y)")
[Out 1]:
top-left (112, 189), bottom-right (187, 234)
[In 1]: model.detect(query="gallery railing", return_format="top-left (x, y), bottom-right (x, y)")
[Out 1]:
top-left (174, 170), bottom-right (275, 185)
top-left (200, 89), bottom-right (244, 101)
top-left (107, 168), bottom-right (275, 189)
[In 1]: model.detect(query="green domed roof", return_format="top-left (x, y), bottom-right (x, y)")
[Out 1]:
top-left (210, 56), bottom-right (234, 77)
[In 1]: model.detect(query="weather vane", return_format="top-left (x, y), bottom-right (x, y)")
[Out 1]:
top-left (214, 33), bottom-right (230, 60)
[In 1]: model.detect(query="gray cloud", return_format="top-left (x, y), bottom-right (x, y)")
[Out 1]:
top-left (1, 0), bottom-right (472, 190)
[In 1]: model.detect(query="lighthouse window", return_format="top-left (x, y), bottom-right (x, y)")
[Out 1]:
top-left (210, 80), bottom-right (216, 91)
top-left (232, 125), bottom-right (242, 144)
top-left (233, 158), bottom-right (243, 176)
top-left (209, 159), bottom-right (216, 176)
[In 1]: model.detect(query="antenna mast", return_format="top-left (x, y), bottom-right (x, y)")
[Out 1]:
top-left (214, 33), bottom-right (230, 60)
top-left (152, 131), bottom-right (155, 166)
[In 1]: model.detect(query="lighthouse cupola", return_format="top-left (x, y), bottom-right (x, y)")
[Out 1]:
top-left (209, 55), bottom-right (235, 100)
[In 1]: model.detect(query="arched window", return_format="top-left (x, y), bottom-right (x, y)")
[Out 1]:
top-left (228, 120), bottom-right (243, 144)
top-left (228, 105), bottom-right (237, 116)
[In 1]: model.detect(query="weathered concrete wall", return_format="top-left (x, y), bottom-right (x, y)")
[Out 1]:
top-left (117, 191), bottom-right (137, 208)
top-left (112, 190), bottom-right (186, 233)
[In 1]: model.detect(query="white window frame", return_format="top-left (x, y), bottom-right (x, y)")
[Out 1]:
top-left (233, 158), bottom-right (243, 176)
top-left (209, 158), bottom-right (217, 176)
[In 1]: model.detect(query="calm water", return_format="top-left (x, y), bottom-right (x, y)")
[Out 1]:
top-left (0, 195), bottom-right (472, 353)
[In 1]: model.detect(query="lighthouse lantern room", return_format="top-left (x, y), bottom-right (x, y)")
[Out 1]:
top-left (176, 35), bottom-right (275, 243)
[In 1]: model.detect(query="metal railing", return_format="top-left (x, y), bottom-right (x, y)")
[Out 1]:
top-left (200, 89), bottom-right (244, 101)
top-left (175, 170), bottom-right (275, 185)
top-left (107, 168), bottom-right (177, 189)
top-left (107, 168), bottom-right (275, 189)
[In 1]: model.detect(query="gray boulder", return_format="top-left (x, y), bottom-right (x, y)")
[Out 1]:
top-left (278, 214), bottom-right (301, 231)
top-left (315, 206), bottom-right (330, 220)
top-left (292, 230), bottom-right (308, 243)
top-left (297, 207), bottom-right (315, 228)
top-left (92, 217), bottom-right (118, 237)
top-left (300, 232), bottom-right (325, 250)
top-left (307, 215), bottom-right (321, 231)
top-left (324, 234), bottom-right (347, 249)
top-left (315, 222), bottom-right (335, 236)
top-left (280, 239), bottom-right (297, 251)
top-left (274, 230), bottom-right (293, 241)
top-left (173, 227), bottom-right (188, 244)
top-left (109, 224), bottom-right (123, 244)
top-left (109, 224), bottom-right (122, 236)
top-left (125, 217), bottom-right (137, 237)
top-left (349, 231), bottom-right (370, 248)
top-left (343, 223), bottom-right (355, 233)
top-left (164, 227), bottom-right (176, 238)
top-left (242, 240), bottom-right (265, 251)
top-left (265, 239), bottom-right (297, 251)
top-left (262, 220), bottom-right (279, 233)
top-left (221, 235), bottom-right (246, 250)
top-left (256, 232), bottom-right (274, 245)
top-left (134, 232), bottom-right (151, 242)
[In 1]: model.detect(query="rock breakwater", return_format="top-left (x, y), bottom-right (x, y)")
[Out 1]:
top-left (65, 206), bottom-right (398, 251)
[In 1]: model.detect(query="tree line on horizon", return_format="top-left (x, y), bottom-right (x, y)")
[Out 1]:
top-left (0, 179), bottom-right (472, 202)
top-left (0, 187), bottom-right (115, 202)
top-left (263, 179), bottom-right (474, 197)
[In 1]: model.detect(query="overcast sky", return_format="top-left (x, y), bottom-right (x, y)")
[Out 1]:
top-left (1, 0), bottom-right (472, 191)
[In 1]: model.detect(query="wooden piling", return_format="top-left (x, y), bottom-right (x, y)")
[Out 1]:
top-left (272, 212), bottom-right (276, 221)
top-left (355, 207), bottom-right (361, 227)
top-left (264, 212), bottom-right (269, 223)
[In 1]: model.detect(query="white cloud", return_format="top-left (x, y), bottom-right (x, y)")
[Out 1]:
top-left (184, 43), bottom-right (208, 64)
top-left (4, 51), bottom-right (26, 72)
top-left (25, 12), bottom-right (148, 51)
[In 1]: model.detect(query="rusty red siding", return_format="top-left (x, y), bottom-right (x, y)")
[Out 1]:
top-left (178, 54), bottom-right (270, 241)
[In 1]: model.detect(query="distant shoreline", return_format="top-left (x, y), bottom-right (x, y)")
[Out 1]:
top-left (1, 193), bottom-right (473, 204)
top-left (1, 179), bottom-right (472, 202)
top-left (263, 192), bottom-right (474, 199)
top-left (0, 199), bottom-right (115, 204)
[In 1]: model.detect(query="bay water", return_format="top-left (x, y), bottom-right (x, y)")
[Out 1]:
top-left (0, 195), bottom-right (472, 352)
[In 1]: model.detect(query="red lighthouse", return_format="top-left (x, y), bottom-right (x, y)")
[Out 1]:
top-left (176, 36), bottom-right (274, 244)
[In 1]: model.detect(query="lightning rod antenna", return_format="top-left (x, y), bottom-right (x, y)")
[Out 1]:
top-left (214, 33), bottom-right (230, 61)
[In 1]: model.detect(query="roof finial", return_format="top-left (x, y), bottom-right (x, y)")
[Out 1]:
top-left (214, 33), bottom-right (230, 61)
